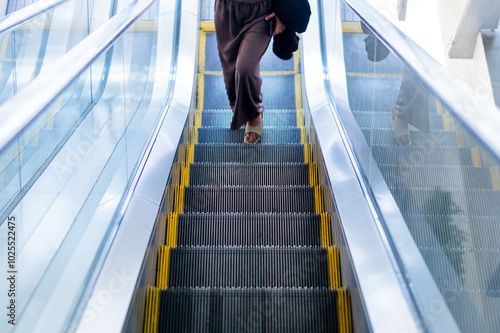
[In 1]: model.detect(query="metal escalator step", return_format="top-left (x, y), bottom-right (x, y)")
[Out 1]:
top-left (380, 165), bottom-right (492, 190)
top-left (361, 128), bottom-right (458, 147)
top-left (194, 144), bottom-right (304, 163)
top-left (404, 215), bottom-right (500, 251)
top-left (352, 111), bottom-right (444, 130)
top-left (189, 163), bottom-right (309, 186)
top-left (177, 213), bottom-right (321, 247)
top-left (158, 289), bottom-right (339, 333)
top-left (201, 110), bottom-right (298, 127)
top-left (371, 145), bottom-right (474, 167)
top-left (183, 186), bottom-right (315, 213)
top-left (204, 75), bottom-right (296, 110)
top-left (392, 188), bottom-right (500, 217)
top-left (197, 127), bottom-right (301, 144)
top-left (346, 76), bottom-right (401, 111)
top-left (167, 248), bottom-right (329, 288)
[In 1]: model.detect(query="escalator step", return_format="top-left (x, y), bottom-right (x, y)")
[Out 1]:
top-left (204, 75), bottom-right (296, 110)
top-left (189, 163), bottom-right (309, 186)
top-left (201, 110), bottom-right (298, 127)
top-left (198, 127), bottom-right (301, 144)
top-left (392, 188), bottom-right (500, 217)
top-left (346, 76), bottom-right (401, 111)
top-left (380, 165), bottom-right (492, 190)
top-left (352, 111), bottom-right (444, 130)
top-left (361, 128), bottom-right (459, 147)
top-left (177, 213), bottom-right (322, 247)
top-left (183, 186), bottom-right (315, 213)
top-left (405, 215), bottom-right (500, 251)
top-left (158, 289), bottom-right (339, 333)
top-left (167, 248), bottom-right (329, 288)
top-left (371, 145), bottom-right (474, 167)
top-left (194, 144), bottom-right (305, 163)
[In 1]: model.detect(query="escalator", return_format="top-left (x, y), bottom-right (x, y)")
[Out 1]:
top-left (2, 0), bottom-right (500, 332)
top-left (141, 20), bottom-right (351, 332)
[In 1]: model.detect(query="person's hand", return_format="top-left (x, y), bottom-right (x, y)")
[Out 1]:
top-left (265, 12), bottom-right (286, 36)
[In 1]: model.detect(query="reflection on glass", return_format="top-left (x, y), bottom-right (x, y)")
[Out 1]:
top-left (0, 1), bottom-right (170, 332)
top-left (340, 1), bottom-right (500, 332)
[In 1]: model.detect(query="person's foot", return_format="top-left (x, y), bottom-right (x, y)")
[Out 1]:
top-left (391, 107), bottom-right (410, 146)
top-left (244, 114), bottom-right (263, 144)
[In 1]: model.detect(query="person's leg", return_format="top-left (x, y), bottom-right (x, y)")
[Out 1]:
top-left (392, 69), bottom-right (415, 146)
top-left (214, 0), bottom-right (238, 109)
top-left (233, 21), bottom-right (271, 142)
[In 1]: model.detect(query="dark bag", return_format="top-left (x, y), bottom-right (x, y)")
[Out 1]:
top-left (272, 0), bottom-right (311, 33)
top-left (273, 29), bottom-right (299, 60)
top-left (271, 0), bottom-right (310, 60)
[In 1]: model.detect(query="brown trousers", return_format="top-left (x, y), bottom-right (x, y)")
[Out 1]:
top-left (214, 0), bottom-right (271, 130)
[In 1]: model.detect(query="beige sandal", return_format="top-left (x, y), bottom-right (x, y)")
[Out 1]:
top-left (244, 120), bottom-right (263, 144)
top-left (391, 107), bottom-right (411, 146)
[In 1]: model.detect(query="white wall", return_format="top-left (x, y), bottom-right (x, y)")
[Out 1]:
top-left (0, 0), bottom-right (8, 17)
top-left (365, 0), bottom-right (495, 106)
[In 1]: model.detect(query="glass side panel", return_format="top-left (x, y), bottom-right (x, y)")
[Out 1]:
top-left (0, 0), bottom-right (174, 331)
top-left (339, 3), bottom-right (500, 332)
top-left (0, 0), bottom-right (119, 105)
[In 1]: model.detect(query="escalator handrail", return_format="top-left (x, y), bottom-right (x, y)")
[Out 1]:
top-left (0, 0), bottom-right (157, 153)
top-left (0, 0), bottom-right (70, 35)
top-left (344, 0), bottom-right (500, 161)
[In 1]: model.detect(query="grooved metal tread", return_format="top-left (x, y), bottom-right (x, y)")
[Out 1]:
top-left (194, 144), bottom-right (305, 163)
top-left (177, 213), bottom-right (322, 247)
top-left (189, 163), bottom-right (309, 186)
top-left (392, 188), bottom-right (500, 216)
top-left (379, 164), bottom-right (493, 190)
top-left (158, 289), bottom-right (339, 333)
top-left (352, 111), bottom-right (444, 130)
top-left (183, 186), bottom-right (315, 213)
top-left (198, 127), bottom-right (301, 144)
top-left (370, 145), bottom-right (475, 166)
top-left (166, 248), bottom-right (329, 288)
top-left (201, 110), bottom-right (298, 127)
top-left (361, 128), bottom-right (459, 147)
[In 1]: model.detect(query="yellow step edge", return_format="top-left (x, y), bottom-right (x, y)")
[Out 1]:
top-left (174, 185), bottom-right (185, 214)
top-left (199, 30), bottom-right (207, 73)
top-left (346, 72), bottom-right (403, 78)
top-left (157, 246), bottom-right (171, 289)
top-left (304, 143), bottom-right (312, 165)
top-left (491, 166), bottom-right (500, 190)
top-left (293, 50), bottom-right (300, 74)
top-left (300, 126), bottom-right (307, 144)
top-left (203, 70), bottom-right (296, 75)
top-left (471, 147), bottom-right (482, 168)
top-left (309, 162), bottom-right (318, 187)
top-left (143, 286), bottom-right (160, 333)
top-left (182, 162), bottom-right (191, 187)
top-left (321, 213), bottom-right (332, 247)
top-left (188, 144), bottom-right (195, 164)
top-left (342, 21), bottom-right (362, 34)
top-left (197, 73), bottom-right (204, 110)
top-left (46, 112), bottom-right (55, 130)
top-left (295, 74), bottom-right (302, 110)
top-left (201, 20), bottom-right (215, 32)
top-left (191, 127), bottom-right (198, 145)
top-left (338, 288), bottom-right (352, 333)
top-left (195, 110), bottom-right (202, 128)
top-left (296, 109), bottom-right (304, 127)
top-left (456, 130), bottom-right (465, 148)
top-left (314, 185), bottom-right (324, 214)
top-left (442, 113), bottom-right (451, 131)
top-left (435, 99), bottom-right (444, 115)
top-left (166, 213), bottom-right (179, 247)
